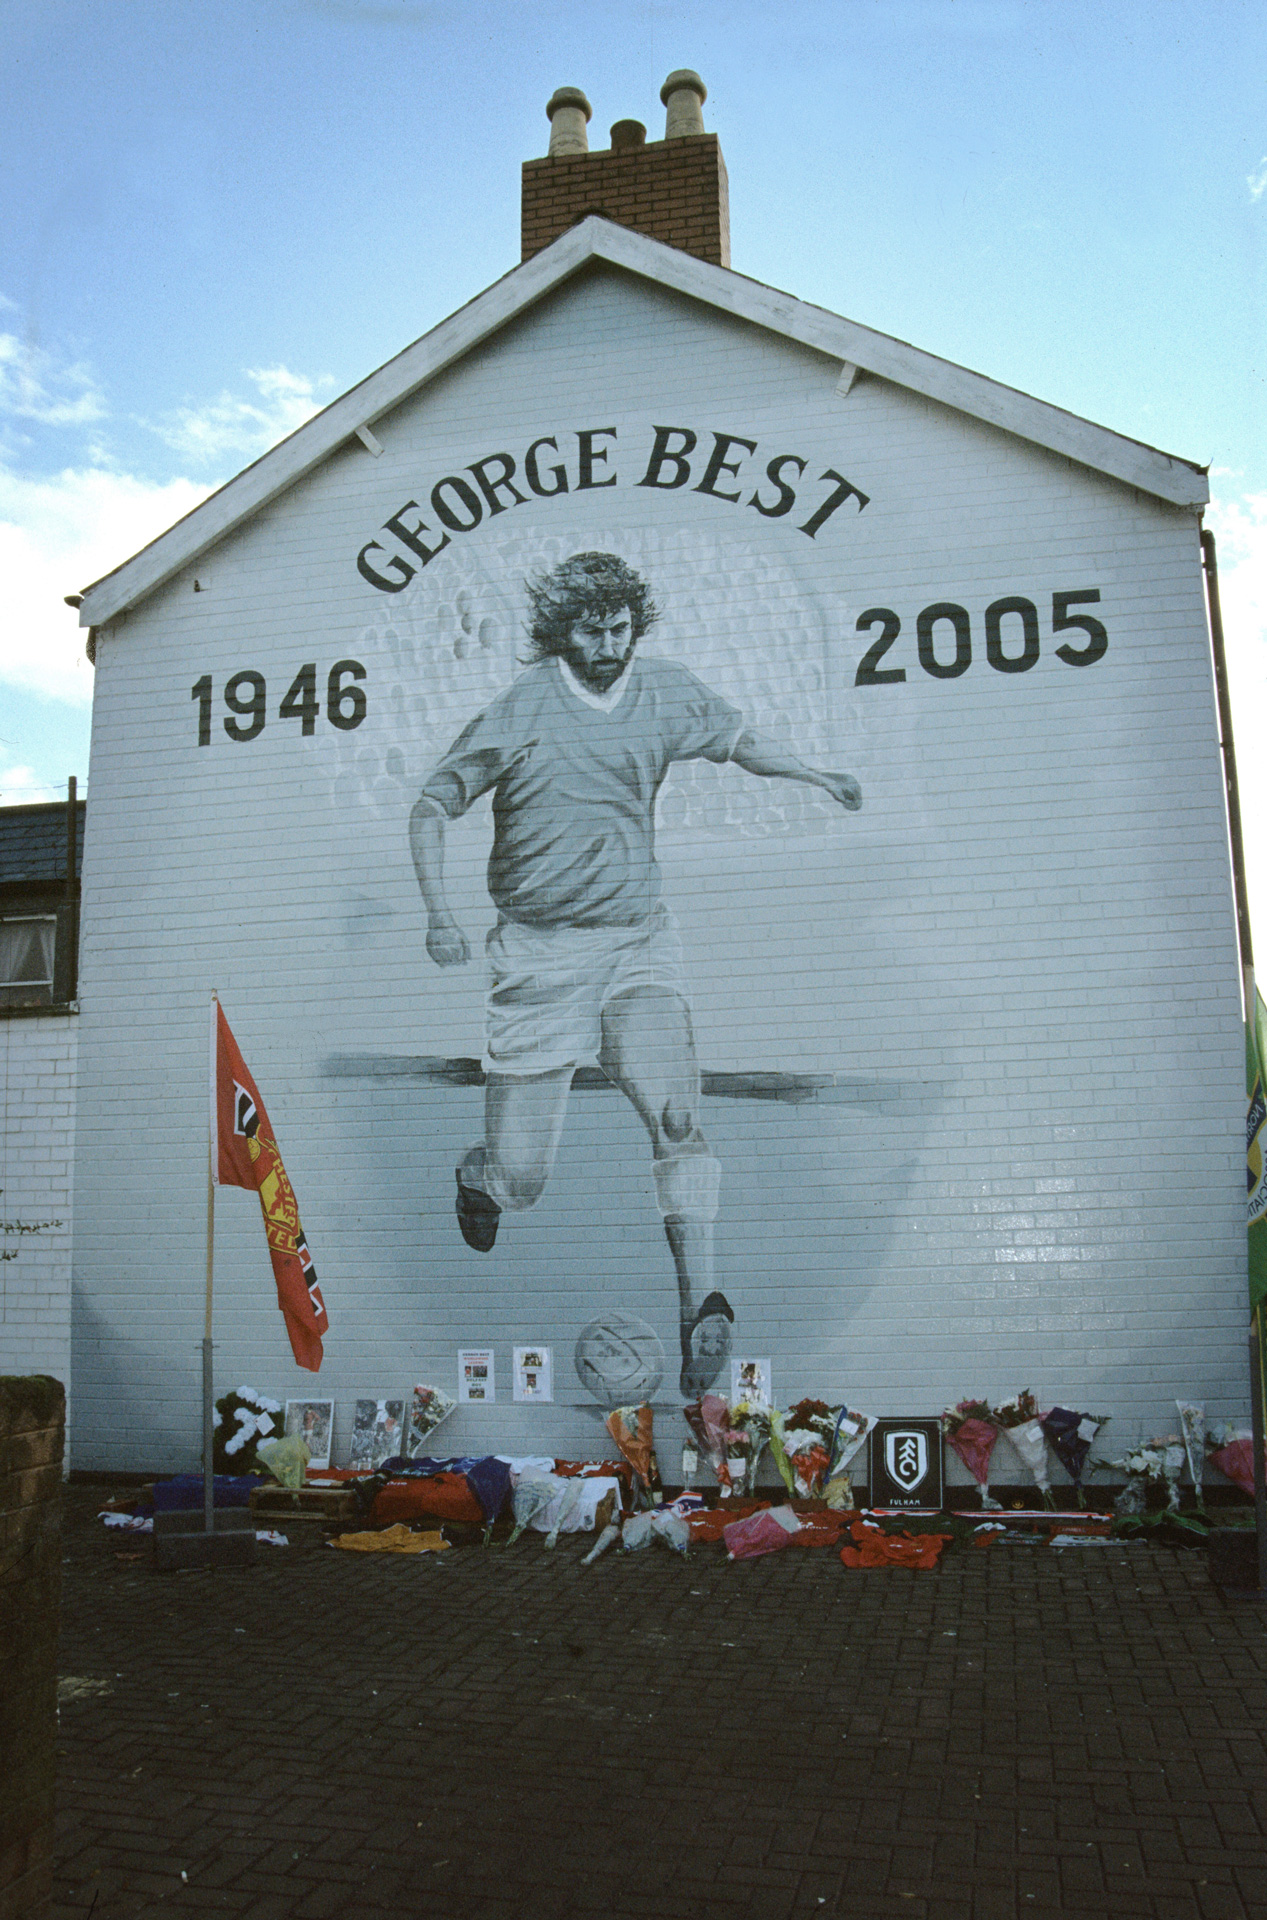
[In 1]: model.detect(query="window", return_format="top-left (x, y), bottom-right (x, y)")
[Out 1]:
top-left (0, 916), bottom-right (57, 1008)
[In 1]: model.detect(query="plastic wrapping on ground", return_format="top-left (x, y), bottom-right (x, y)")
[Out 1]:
top-left (840, 1519), bottom-right (953, 1569)
top-left (511, 1469), bottom-right (624, 1536)
top-left (506, 1474), bottom-right (558, 1545)
top-left (621, 1509), bottom-right (690, 1553)
top-left (543, 1477), bottom-right (584, 1548)
top-left (582, 1522), bottom-right (621, 1565)
top-left (330, 1524), bottom-right (449, 1554)
top-left (723, 1505), bottom-right (802, 1560)
top-left (256, 1433), bottom-right (310, 1489)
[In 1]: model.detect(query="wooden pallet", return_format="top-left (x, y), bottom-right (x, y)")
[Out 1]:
top-left (248, 1485), bottom-right (359, 1522)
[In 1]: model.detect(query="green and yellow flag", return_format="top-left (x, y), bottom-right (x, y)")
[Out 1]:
top-left (1247, 984), bottom-right (1267, 1311)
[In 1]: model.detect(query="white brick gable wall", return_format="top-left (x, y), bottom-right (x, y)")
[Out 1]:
top-left (70, 269), bottom-right (1243, 1474)
top-left (1, 1014), bottom-right (75, 1409)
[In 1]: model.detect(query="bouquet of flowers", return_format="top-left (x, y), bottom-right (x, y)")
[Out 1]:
top-left (992, 1391), bottom-right (1054, 1507)
top-left (770, 1399), bottom-right (832, 1497)
top-left (605, 1404), bottom-right (664, 1505)
top-left (824, 1407), bottom-right (876, 1509)
top-left (942, 1400), bottom-right (1001, 1509)
top-left (1108, 1439), bottom-right (1186, 1514)
top-left (727, 1399), bottom-right (774, 1495)
top-left (1176, 1401), bottom-right (1205, 1501)
top-left (212, 1385), bottom-right (283, 1475)
top-left (770, 1399), bottom-right (872, 1500)
top-left (406, 1384), bottom-right (456, 1457)
top-left (683, 1395), bottom-right (741, 1495)
top-left (1039, 1407), bottom-right (1110, 1508)
top-left (1206, 1422), bottom-right (1258, 1498)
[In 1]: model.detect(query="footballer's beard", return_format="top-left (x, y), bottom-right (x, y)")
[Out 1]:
top-left (560, 635), bottom-right (637, 694)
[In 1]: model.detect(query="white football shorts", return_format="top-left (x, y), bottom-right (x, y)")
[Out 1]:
top-left (482, 903), bottom-right (689, 1075)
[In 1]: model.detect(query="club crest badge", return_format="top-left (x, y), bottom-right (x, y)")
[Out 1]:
top-left (885, 1428), bottom-right (928, 1493)
top-left (870, 1418), bottom-right (944, 1509)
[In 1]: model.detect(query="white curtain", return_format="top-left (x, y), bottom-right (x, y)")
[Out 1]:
top-left (0, 918), bottom-right (55, 1004)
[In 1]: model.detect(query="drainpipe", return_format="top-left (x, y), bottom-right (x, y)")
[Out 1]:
top-left (65, 775), bottom-right (79, 1003)
top-left (1202, 527), bottom-right (1253, 974)
top-left (1203, 524), bottom-right (1267, 1593)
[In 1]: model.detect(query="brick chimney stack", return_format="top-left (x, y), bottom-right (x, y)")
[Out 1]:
top-left (521, 70), bottom-right (730, 268)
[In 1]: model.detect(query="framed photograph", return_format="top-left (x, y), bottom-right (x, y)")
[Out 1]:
top-left (284, 1398), bottom-right (334, 1470)
top-left (348, 1396), bottom-right (406, 1470)
top-left (731, 1357), bottom-right (772, 1407)
top-left (458, 1349), bottom-right (495, 1404)
top-left (513, 1346), bottom-right (553, 1403)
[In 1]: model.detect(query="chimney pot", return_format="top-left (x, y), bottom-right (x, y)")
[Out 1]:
top-left (545, 86), bottom-right (592, 158)
top-left (610, 119), bottom-right (646, 152)
top-left (660, 69), bottom-right (706, 138)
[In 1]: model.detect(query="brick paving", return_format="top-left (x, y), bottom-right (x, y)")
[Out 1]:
top-left (53, 1489), bottom-right (1267, 1920)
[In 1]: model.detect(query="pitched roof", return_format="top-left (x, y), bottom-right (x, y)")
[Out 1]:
top-left (0, 801), bottom-right (85, 885)
top-left (77, 217), bottom-right (1209, 632)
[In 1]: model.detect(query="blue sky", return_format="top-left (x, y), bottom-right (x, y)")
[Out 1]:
top-left (3, 0), bottom-right (1265, 914)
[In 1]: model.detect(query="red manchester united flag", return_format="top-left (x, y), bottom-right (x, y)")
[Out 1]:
top-left (211, 1002), bottom-right (327, 1371)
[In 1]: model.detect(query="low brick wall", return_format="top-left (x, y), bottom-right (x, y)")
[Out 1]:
top-left (0, 1376), bottom-right (65, 1920)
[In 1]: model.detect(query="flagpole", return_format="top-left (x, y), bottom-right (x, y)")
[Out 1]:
top-left (204, 993), bottom-right (218, 1535)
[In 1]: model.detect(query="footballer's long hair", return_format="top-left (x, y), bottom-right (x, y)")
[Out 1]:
top-left (522, 552), bottom-right (659, 663)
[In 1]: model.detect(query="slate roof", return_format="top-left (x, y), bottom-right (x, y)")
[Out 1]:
top-left (0, 801), bottom-right (85, 884)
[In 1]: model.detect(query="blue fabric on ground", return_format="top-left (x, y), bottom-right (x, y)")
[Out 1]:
top-left (152, 1474), bottom-right (261, 1511)
top-left (376, 1455), bottom-right (512, 1523)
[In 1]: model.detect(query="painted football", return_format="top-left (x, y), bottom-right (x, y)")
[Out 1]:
top-left (573, 1311), bottom-right (665, 1406)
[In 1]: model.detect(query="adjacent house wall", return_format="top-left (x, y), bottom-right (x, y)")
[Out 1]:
top-left (0, 1017), bottom-right (76, 1430)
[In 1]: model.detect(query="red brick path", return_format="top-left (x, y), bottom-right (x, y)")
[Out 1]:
top-left (54, 1489), bottom-right (1267, 1919)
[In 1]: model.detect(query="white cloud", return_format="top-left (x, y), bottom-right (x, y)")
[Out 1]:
top-left (0, 331), bottom-right (106, 428)
top-left (0, 761), bottom-right (50, 802)
top-left (1249, 158), bottom-right (1267, 203)
top-left (0, 463), bottom-right (212, 702)
top-left (148, 363), bottom-right (332, 465)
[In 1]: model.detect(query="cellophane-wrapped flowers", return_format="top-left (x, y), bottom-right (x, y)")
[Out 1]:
top-left (406, 1384), bottom-right (456, 1457)
top-left (1206, 1423), bottom-right (1258, 1498)
top-left (825, 1407), bottom-right (876, 1509)
top-left (1039, 1407), bottom-right (1109, 1508)
top-left (1176, 1402), bottom-right (1205, 1501)
top-left (771, 1400), bottom-right (874, 1500)
top-left (1109, 1440), bottom-right (1186, 1513)
top-left (728, 1400), bottom-right (773, 1494)
top-left (683, 1395), bottom-right (741, 1495)
top-left (942, 1400), bottom-right (1001, 1509)
top-left (771, 1399), bottom-right (835, 1497)
top-left (992, 1392), bottom-right (1054, 1508)
top-left (605, 1404), bottom-right (664, 1505)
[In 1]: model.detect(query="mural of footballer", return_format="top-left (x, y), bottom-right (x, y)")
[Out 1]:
top-left (410, 552), bottom-right (862, 1395)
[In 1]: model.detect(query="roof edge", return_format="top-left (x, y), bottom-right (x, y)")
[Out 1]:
top-left (78, 219), bottom-right (1208, 629)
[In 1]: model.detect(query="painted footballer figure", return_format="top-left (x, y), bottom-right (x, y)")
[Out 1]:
top-left (410, 552), bottom-right (862, 1396)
